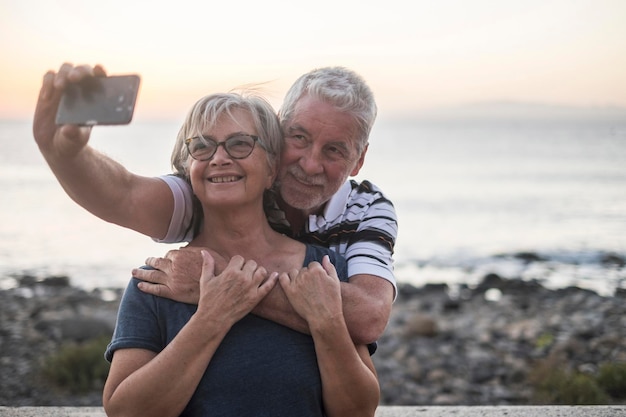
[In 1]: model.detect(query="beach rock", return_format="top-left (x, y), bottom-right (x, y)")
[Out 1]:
top-left (0, 279), bottom-right (121, 406)
top-left (34, 318), bottom-right (113, 342)
top-left (1, 271), bottom-right (625, 406)
top-left (373, 274), bottom-right (626, 405)
top-left (601, 253), bottom-right (625, 267)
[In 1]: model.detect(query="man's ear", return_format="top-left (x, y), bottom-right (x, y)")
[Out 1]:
top-left (350, 143), bottom-right (368, 176)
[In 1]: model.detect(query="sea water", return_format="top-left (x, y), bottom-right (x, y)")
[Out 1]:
top-left (1, 118), bottom-right (625, 295)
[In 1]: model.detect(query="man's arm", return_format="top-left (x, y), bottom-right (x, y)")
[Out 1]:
top-left (136, 251), bottom-right (394, 344)
top-left (136, 183), bottom-right (398, 344)
top-left (251, 273), bottom-right (392, 344)
top-left (339, 274), bottom-right (394, 344)
top-left (33, 63), bottom-right (174, 239)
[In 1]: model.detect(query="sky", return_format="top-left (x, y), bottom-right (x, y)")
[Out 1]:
top-left (1, 0), bottom-right (626, 121)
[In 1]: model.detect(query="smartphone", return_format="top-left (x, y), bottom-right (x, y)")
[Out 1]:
top-left (55, 74), bottom-right (141, 126)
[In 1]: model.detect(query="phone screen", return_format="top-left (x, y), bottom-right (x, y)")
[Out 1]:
top-left (55, 75), bottom-right (141, 126)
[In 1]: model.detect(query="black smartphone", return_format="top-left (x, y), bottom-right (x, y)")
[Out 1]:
top-left (55, 74), bottom-right (141, 126)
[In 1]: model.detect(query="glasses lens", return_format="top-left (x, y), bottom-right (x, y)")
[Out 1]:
top-left (225, 135), bottom-right (256, 158)
top-left (188, 136), bottom-right (217, 160)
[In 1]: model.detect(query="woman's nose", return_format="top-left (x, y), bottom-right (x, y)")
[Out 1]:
top-left (209, 144), bottom-right (232, 165)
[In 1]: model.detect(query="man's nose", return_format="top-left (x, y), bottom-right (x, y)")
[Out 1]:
top-left (299, 147), bottom-right (324, 175)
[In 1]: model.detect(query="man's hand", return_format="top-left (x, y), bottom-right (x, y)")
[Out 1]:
top-left (135, 247), bottom-right (226, 304)
top-left (33, 63), bottom-right (106, 158)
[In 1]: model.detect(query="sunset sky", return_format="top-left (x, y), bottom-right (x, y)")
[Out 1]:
top-left (1, 0), bottom-right (625, 121)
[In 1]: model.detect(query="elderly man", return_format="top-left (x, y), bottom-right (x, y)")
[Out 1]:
top-left (33, 63), bottom-right (397, 344)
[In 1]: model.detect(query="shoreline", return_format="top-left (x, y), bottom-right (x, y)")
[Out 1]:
top-left (1, 272), bottom-right (625, 406)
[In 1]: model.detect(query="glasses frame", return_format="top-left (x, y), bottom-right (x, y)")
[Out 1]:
top-left (185, 134), bottom-right (261, 161)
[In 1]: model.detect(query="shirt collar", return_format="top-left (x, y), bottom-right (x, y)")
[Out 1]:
top-left (308, 181), bottom-right (352, 232)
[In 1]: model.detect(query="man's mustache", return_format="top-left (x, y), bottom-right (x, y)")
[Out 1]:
top-left (284, 166), bottom-right (326, 186)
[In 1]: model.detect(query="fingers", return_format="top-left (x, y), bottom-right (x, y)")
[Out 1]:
top-left (67, 63), bottom-right (103, 83)
top-left (241, 258), bottom-right (258, 276)
top-left (51, 63), bottom-right (73, 91)
top-left (321, 255), bottom-right (338, 279)
top-left (145, 256), bottom-right (170, 272)
top-left (54, 62), bottom-right (107, 87)
top-left (200, 250), bottom-right (216, 280)
top-left (302, 256), bottom-right (338, 279)
top-left (257, 271), bottom-right (278, 297)
top-left (132, 267), bottom-right (165, 284)
top-left (226, 256), bottom-right (270, 285)
top-left (136, 281), bottom-right (173, 299)
top-left (58, 123), bottom-right (90, 139)
top-left (38, 62), bottom-right (107, 102)
top-left (33, 70), bottom-right (64, 132)
top-left (38, 71), bottom-right (56, 101)
top-left (278, 271), bottom-right (292, 290)
top-left (93, 64), bottom-right (107, 77)
top-left (278, 268), bottom-right (301, 292)
top-left (226, 254), bottom-right (246, 270)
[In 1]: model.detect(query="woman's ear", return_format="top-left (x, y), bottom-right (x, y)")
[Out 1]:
top-left (266, 169), bottom-right (276, 189)
top-left (266, 160), bottom-right (278, 189)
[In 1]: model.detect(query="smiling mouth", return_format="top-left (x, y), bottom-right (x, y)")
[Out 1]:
top-left (290, 176), bottom-right (323, 187)
top-left (208, 176), bottom-right (242, 183)
top-left (285, 168), bottom-right (324, 187)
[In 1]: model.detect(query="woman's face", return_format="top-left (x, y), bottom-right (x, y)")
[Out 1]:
top-left (188, 108), bottom-right (275, 210)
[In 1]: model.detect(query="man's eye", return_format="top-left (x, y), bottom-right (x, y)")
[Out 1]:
top-left (287, 135), bottom-right (307, 146)
top-left (325, 145), bottom-right (348, 160)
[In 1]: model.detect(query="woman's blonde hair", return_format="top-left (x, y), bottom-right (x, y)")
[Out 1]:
top-left (170, 92), bottom-right (282, 179)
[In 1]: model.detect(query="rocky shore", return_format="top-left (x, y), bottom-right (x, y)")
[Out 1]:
top-left (1, 271), bottom-right (625, 406)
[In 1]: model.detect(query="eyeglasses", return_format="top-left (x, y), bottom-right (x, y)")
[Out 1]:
top-left (185, 134), bottom-right (261, 161)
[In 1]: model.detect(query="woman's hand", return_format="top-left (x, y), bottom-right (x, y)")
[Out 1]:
top-left (278, 255), bottom-right (342, 328)
top-left (197, 251), bottom-right (278, 326)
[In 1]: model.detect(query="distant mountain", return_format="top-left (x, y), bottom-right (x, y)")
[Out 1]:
top-left (410, 101), bottom-right (626, 123)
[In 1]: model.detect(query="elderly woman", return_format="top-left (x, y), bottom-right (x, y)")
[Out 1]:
top-left (102, 92), bottom-right (379, 417)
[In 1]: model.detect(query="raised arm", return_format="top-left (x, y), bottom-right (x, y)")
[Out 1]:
top-left (33, 63), bottom-right (174, 239)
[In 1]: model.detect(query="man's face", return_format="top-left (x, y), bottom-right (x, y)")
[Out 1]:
top-left (277, 94), bottom-right (367, 215)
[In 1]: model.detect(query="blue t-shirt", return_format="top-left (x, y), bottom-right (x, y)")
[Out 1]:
top-left (106, 245), bottom-right (348, 417)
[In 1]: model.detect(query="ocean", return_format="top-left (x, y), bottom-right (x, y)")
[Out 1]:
top-left (1, 118), bottom-right (625, 295)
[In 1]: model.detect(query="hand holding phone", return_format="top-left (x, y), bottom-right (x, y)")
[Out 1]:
top-left (55, 75), bottom-right (141, 126)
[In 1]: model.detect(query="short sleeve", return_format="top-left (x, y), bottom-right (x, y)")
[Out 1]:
top-left (153, 175), bottom-right (195, 243)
